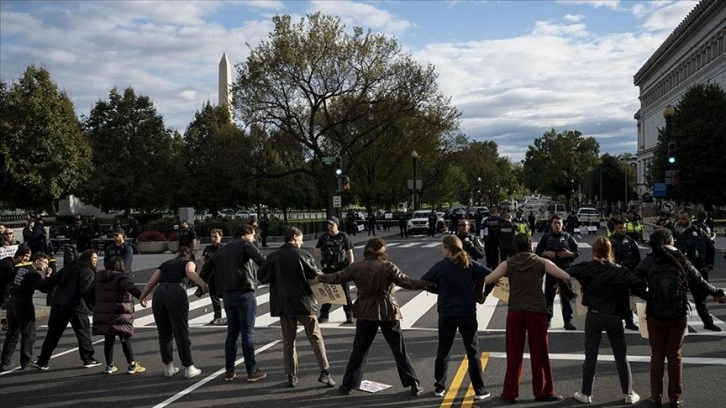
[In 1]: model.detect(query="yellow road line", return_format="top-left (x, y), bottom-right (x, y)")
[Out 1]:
top-left (440, 352), bottom-right (490, 408)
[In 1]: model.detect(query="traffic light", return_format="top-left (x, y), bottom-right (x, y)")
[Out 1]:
top-left (667, 142), bottom-right (676, 165)
top-left (336, 176), bottom-right (351, 192)
top-left (334, 156), bottom-right (342, 175)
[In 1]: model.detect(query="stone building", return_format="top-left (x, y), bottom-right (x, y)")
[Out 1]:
top-left (633, 0), bottom-right (726, 198)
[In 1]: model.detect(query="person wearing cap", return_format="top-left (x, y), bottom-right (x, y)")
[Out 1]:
top-left (315, 216), bottom-right (354, 323)
top-left (178, 220), bottom-right (198, 252)
top-left (104, 229), bottom-right (133, 274)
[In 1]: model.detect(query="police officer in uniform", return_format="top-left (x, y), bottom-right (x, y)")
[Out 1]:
top-left (535, 214), bottom-right (579, 330)
top-left (455, 219), bottom-right (484, 261)
top-left (483, 208), bottom-right (502, 269)
top-left (671, 210), bottom-right (719, 331)
top-left (427, 210), bottom-right (438, 238)
top-left (498, 213), bottom-right (516, 260)
top-left (512, 209), bottom-right (531, 237)
top-left (609, 219), bottom-right (641, 330)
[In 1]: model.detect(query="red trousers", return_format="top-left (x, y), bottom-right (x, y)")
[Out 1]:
top-left (502, 309), bottom-right (556, 399)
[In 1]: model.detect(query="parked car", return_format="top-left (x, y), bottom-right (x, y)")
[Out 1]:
top-left (576, 207), bottom-right (601, 226)
top-left (407, 210), bottom-right (439, 235)
top-left (444, 206), bottom-right (468, 220)
top-left (468, 206), bottom-right (490, 217)
top-left (235, 210), bottom-right (255, 219)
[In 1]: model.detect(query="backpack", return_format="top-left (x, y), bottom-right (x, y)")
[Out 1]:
top-left (647, 263), bottom-right (689, 320)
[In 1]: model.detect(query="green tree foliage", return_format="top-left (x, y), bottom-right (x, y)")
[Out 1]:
top-left (0, 66), bottom-right (92, 213)
top-left (523, 129), bottom-right (600, 207)
top-left (81, 87), bottom-right (174, 213)
top-left (587, 154), bottom-right (635, 206)
top-left (450, 141), bottom-right (516, 206)
top-left (233, 13), bottom-right (461, 211)
top-left (649, 84), bottom-right (726, 205)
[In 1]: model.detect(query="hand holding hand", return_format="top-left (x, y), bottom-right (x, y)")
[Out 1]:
top-left (477, 294), bottom-right (486, 304)
top-left (715, 295), bottom-right (726, 304)
top-left (139, 298), bottom-right (148, 308)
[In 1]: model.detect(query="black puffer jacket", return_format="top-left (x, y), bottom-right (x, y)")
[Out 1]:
top-left (92, 269), bottom-right (141, 336)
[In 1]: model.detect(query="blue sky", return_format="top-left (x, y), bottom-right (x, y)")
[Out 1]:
top-left (0, 0), bottom-right (698, 161)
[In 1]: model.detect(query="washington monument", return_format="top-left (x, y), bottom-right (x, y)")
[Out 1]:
top-left (218, 53), bottom-right (232, 109)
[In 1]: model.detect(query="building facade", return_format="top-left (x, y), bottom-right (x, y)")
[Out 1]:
top-left (633, 0), bottom-right (726, 198)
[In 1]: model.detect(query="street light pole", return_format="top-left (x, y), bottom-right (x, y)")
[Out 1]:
top-left (411, 151), bottom-right (419, 211)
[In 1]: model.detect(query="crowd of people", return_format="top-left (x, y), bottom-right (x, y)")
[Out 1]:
top-left (0, 207), bottom-right (724, 407)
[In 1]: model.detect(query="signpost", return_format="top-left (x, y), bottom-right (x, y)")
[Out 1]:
top-left (333, 195), bottom-right (341, 208)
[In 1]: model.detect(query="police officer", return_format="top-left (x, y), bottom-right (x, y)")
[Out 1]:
top-left (535, 214), bottom-right (579, 330)
top-left (671, 210), bottom-right (719, 331)
top-left (427, 210), bottom-right (438, 238)
top-left (483, 208), bottom-right (502, 269)
top-left (512, 209), bottom-right (531, 237)
top-left (498, 213), bottom-right (515, 260)
top-left (455, 219), bottom-right (484, 261)
top-left (654, 211), bottom-right (673, 231)
top-left (565, 210), bottom-right (579, 235)
top-left (609, 219), bottom-right (641, 330)
top-left (606, 211), bottom-right (621, 238)
top-left (624, 210), bottom-right (644, 242)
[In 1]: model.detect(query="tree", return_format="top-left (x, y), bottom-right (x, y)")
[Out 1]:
top-left (81, 87), bottom-right (174, 213)
top-left (233, 13), bottom-right (461, 213)
top-left (588, 154), bottom-right (634, 207)
top-left (522, 129), bottom-right (600, 207)
top-left (0, 66), bottom-right (92, 213)
top-left (649, 84), bottom-right (726, 206)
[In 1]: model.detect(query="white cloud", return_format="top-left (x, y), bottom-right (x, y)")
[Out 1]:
top-left (556, 0), bottom-right (622, 11)
top-left (639, 1), bottom-right (695, 33)
top-left (308, 0), bottom-right (413, 35)
top-left (563, 14), bottom-right (585, 22)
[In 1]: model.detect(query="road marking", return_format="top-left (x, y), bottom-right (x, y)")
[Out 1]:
top-left (462, 353), bottom-right (490, 407)
top-left (476, 295), bottom-right (500, 330)
top-left (423, 242), bottom-right (441, 248)
top-left (152, 339), bottom-right (282, 408)
top-left (397, 243), bottom-right (419, 248)
top-left (400, 290), bottom-right (438, 329)
top-left (440, 353), bottom-right (490, 408)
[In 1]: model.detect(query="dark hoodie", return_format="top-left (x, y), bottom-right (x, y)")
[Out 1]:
top-left (92, 269), bottom-right (141, 336)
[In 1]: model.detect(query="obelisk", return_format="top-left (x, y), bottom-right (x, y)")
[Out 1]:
top-left (218, 53), bottom-right (231, 110)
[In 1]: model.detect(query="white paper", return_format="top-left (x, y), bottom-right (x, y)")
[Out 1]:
top-left (359, 380), bottom-right (392, 393)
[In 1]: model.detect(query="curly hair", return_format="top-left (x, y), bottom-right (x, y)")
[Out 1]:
top-left (363, 237), bottom-right (387, 260)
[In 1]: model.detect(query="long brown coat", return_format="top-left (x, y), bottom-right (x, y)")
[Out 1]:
top-left (317, 258), bottom-right (431, 321)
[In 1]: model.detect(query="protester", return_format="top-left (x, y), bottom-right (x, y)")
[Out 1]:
top-left (315, 237), bottom-right (434, 397)
top-left (257, 227), bottom-right (335, 388)
top-left (35, 249), bottom-right (99, 370)
top-left (421, 235), bottom-right (492, 400)
top-left (199, 228), bottom-right (225, 325)
top-left (139, 246), bottom-right (208, 378)
top-left (0, 252), bottom-right (52, 371)
top-left (484, 233), bottom-right (571, 403)
top-left (93, 256), bottom-right (146, 375)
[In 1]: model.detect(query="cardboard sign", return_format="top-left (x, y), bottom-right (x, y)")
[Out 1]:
top-left (492, 277), bottom-right (510, 302)
top-left (635, 302), bottom-right (648, 339)
top-left (573, 280), bottom-right (587, 316)
top-left (310, 282), bottom-right (348, 305)
top-left (0, 245), bottom-right (19, 260)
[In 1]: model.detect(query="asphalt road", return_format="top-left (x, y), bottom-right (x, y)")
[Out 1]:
top-left (1, 229), bottom-right (725, 408)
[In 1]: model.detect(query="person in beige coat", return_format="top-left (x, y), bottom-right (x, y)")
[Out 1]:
top-left (315, 237), bottom-right (435, 397)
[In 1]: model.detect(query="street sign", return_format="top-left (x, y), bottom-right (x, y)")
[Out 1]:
top-left (662, 200), bottom-right (675, 213)
top-left (407, 179), bottom-right (423, 190)
top-left (333, 195), bottom-right (341, 208)
top-left (652, 183), bottom-right (667, 198)
top-left (321, 156), bottom-right (335, 165)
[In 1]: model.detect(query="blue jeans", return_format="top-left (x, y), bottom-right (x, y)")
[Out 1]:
top-left (223, 291), bottom-right (257, 373)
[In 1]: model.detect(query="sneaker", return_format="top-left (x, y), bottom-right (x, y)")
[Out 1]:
top-left (288, 375), bottom-right (298, 388)
top-left (434, 387), bottom-right (446, 397)
top-left (646, 397), bottom-right (662, 407)
top-left (535, 395), bottom-right (564, 402)
top-left (625, 322), bottom-right (639, 331)
top-left (83, 360), bottom-right (102, 368)
top-left (224, 371), bottom-right (236, 382)
top-left (184, 365), bottom-right (201, 379)
top-left (564, 322), bottom-right (577, 331)
top-left (500, 395), bottom-right (517, 404)
top-left (574, 391), bottom-right (592, 404)
top-left (211, 318), bottom-right (227, 325)
top-left (104, 365), bottom-right (118, 374)
top-left (246, 369), bottom-right (267, 382)
top-left (703, 323), bottom-right (722, 332)
top-left (127, 362), bottom-right (145, 374)
top-left (410, 384), bottom-right (424, 396)
top-left (625, 391), bottom-right (640, 405)
top-left (165, 363), bottom-right (180, 378)
top-left (474, 391), bottom-right (491, 400)
top-left (33, 361), bottom-right (49, 371)
top-left (318, 317), bottom-right (328, 323)
top-left (338, 386), bottom-right (352, 395)
top-left (0, 363), bottom-right (13, 372)
top-left (318, 370), bottom-right (335, 387)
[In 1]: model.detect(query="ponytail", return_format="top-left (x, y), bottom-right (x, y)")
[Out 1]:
top-left (442, 235), bottom-right (471, 268)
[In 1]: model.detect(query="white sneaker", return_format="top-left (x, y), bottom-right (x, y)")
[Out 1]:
top-left (164, 363), bottom-right (179, 378)
top-left (574, 391), bottom-right (592, 404)
top-left (184, 365), bottom-right (201, 379)
top-left (434, 388), bottom-right (445, 397)
top-left (625, 391), bottom-right (640, 405)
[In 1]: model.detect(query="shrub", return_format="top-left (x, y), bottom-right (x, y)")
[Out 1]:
top-left (167, 231), bottom-right (179, 241)
top-left (136, 230), bottom-right (167, 242)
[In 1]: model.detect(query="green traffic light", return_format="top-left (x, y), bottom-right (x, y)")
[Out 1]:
top-left (668, 156), bottom-right (676, 164)
top-left (335, 168), bottom-right (342, 175)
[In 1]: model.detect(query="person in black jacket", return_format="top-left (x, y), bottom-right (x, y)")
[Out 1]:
top-left (202, 224), bottom-right (266, 382)
top-left (0, 252), bottom-right (52, 371)
top-left (139, 247), bottom-right (208, 379)
top-left (609, 219), bottom-right (641, 331)
top-left (635, 229), bottom-right (726, 407)
top-left (93, 256), bottom-right (145, 375)
top-left (421, 235), bottom-right (492, 401)
top-left (257, 227), bottom-right (335, 388)
top-left (34, 249), bottom-right (99, 370)
top-left (567, 237), bottom-right (647, 405)
top-left (455, 219), bottom-right (484, 261)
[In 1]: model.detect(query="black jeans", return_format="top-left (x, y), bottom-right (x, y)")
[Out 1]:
top-left (484, 240), bottom-right (499, 269)
top-left (544, 274), bottom-right (573, 323)
top-left (0, 298), bottom-right (36, 367)
top-left (104, 334), bottom-right (135, 366)
top-left (581, 311), bottom-right (632, 395)
top-left (435, 316), bottom-right (486, 394)
top-left (692, 269), bottom-right (714, 326)
top-left (37, 305), bottom-right (95, 365)
top-left (341, 319), bottom-right (420, 389)
top-left (152, 283), bottom-right (193, 367)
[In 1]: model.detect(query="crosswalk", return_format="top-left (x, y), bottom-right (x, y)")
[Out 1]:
top-left (96, 283), bottom-right (725, 336)
top-left (362, 240), bottom-right (651, 250)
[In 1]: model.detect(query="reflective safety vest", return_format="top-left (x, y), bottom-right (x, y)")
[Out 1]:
top-left (513, 217), bottom-right (531, 236)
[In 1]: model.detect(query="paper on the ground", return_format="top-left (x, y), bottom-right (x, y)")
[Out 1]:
top-left (359, 380), bottom-right (392, 393)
